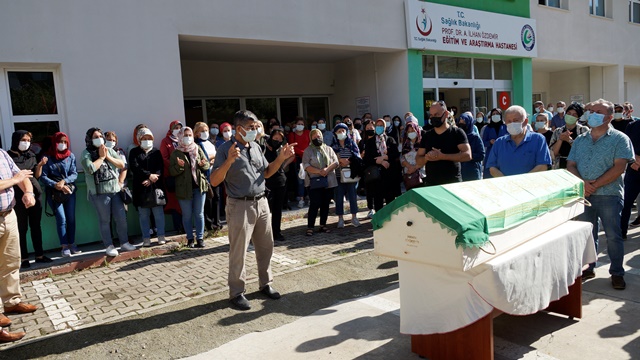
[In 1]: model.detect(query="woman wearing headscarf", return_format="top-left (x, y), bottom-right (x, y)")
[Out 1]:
top-left (363, 118), bottom-right (400, 212)
top-left (331, 123), bottom-right (361, 228)
top-left (264, 128), bottom-right (291, 241)
top-left (170, 127), bottom-right (210, 248)
top-left (160, 120), bottom-right (184, 233)
top-left (41, 132), bottom-right (80, 258)
top-left (81, 127), bottom-right (135, 257)
top-left (481, 108), bottom-right (507, 178)
top-left (549, 103), bottom-right (587, 169)
top-left (387, 115), bottom-right (403, 147)
top-left (194, 121), bottom-right (221, 233)
top-left (457, 112), bottom-right (485, 181)
top-left (302, 129), bottom-right (339, 236)
top-left (126, 123), bottom-right (149, 157)
top-left (400, 121), bottom-right (425, 191)
top-left (9, 131), bottom-right (51, 268)
top-left (359, 119), bottom-right (376, 218)
top-left (129, 128), bottom-right (167, 247)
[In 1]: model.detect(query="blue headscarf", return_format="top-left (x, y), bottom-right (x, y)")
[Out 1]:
top-left (458, 112), bottom-right (478, 135)
top-left (331, 123), bottom-right (360, 158)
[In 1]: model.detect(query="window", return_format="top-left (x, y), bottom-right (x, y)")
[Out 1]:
top-left (539, 0), bottom-right (560, 8)
top-left (246, 98), bottom-right (277, 122)
top-left (473, 59), bottom-right (492, 80)
top-left (493, 60), bottom-right (512, 80)
top-left (422, 55), bottom-right (436, 78)
top-left (205, 99), bottom-right (241, 125)
top-left (590, 0), bottom-right (605, 17)
top-left (631, 0), bottom-right (640, 23)
top-left (184, 100), bottom-right (204, 128)
top-left (438, 56), bottom-right (472, 79)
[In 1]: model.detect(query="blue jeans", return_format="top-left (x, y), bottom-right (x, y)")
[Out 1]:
top-left (578, 195), bottom-right (625, 276)
top-left (138, 206), bottom-right (166, 239)
top-left (47, 191), bottom-right (76, 246)
top-left (90, 192), bottom-right (128, 248)
top-left (178, 189), bottom-right (206, 240)
top-left (335, 182), bottom-right (358, 216)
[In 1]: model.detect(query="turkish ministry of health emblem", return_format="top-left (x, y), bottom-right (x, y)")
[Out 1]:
top-left (416, 7), bottom-right (432, 36)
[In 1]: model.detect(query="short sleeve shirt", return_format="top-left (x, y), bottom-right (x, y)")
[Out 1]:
top-left (567, 127), bottom-right (634, 197)
top-left (0, 150), bottom-right (20, 210)
top-left (212, 140), bottom-right (268, 198)
top-left (419, 126), bottom-right (468, 185)
top-left (486, 130), bottom-right (552, 176)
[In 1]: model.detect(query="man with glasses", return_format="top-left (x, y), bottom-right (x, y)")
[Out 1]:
top-left (567, 98), bottom-right (634, 290)
top-left (211, 110), bottom-right (296, 310)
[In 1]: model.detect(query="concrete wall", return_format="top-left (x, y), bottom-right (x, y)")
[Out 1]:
top-left (625, 67), bottom-right (640, 107)
top-left (548, 67), bottom-right (590, 105)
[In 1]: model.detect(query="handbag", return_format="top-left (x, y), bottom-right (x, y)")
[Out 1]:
top-left (141, 186), bottom-right (167, 208)
top-left (403, 171), bottom-right (423, 191)
top-left (339, 167), bottom-right (360, 184)
top-left (309, 176), bottom-right (329, 190)
top-left (205, 183), bottom-right (215, 200)
top-left (119, 186), bottom-right (133, 205)
top-left (363, 165), bottom-right (381, 184)
top-left (50, 184), bottom-right (76, 204)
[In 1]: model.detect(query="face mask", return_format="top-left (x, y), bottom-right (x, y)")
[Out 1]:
top-left (375, 126), bottom-right (385, 135)
top-left (257, 127), bottom-right (263, 134)
top-left (581, 110), bottom-right (590, 122)
top-left (182, 136), bottom-right (194, 146)
top-left (141, 140), bottom-right (153, 150)
top-left (535, 107), bottom-right (542, 114)
top-left (311, 125), bottom-right (317, 130)
top-left (240, 128), bottom-right (257, 143)
top-left (365, 129), bottom-right (375, 137)
top-left (354, 123), bottom-right (362, 130)
top-left (506, 122), bottom-right (524, 136)
top-left (346, 122), bottom-right (353, 128)
top-left (210, 128), bottom-right (219, 136)
top-left (222, 130), bottom-right (232, 139)
top-left (93, 137), bottom-right (104, 147)
top-left (18, 141), bottom-right (30, 151)
top-left (588, 112), bottom-right (605, 128)
top-left (535, 121), bottom-right (546, 130)
top-left (394, 121), bottom-right (400, 127)
top-left (491, 115), bottom-right (501, 123)
top-left (336, 132), bottom-right (347, 141)
top-left (476, 117), bottom-right (483, 124)
top-left (547, 107), bottom-right (554, 112)
top-left (172, 129), bottom-right (181, 137)
top-left (564, 114), bottom-right (578, 125)
top-left (271, 140), bottom-right (282, 149)
top-left (317, 123), bottom-right (326, 130)
top-left (407, 132), bottom-right (417, 140)
top-left (557, 107), bottom-right (565, 114)
top-left (105, 140), bottom-right (116, 149)
top-left (57, 143), bottom-right (67, 151)
top-left (614, 112), bottom-right (624, 120)
top-left (284, 126), bottom-right (291, 132)
top-left (200, 132), bottom-right (209, 140)
top-left (312, 138), bottom-right (323, 147)
top-left (296, 124), bottom-right (304, 132)
top-left (458, 122), bottom-right (467, 131)
top-left (430, 115), bottom-right (445, 128)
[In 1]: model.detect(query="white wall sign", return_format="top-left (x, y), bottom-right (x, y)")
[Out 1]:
top-left (570, 94), bottom-right (584, 104)
top-left (356, 96), bottom-right (371, 117)
top-left (406, 0), bottom-right (537, 57)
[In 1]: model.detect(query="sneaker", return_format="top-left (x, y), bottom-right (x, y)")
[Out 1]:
top-left (157, 236), bottom-right (166, 245)
top-left (298, 199), bottom-right (305, 208)
top-left (69, 244), bottom-right (82, 254)
top-left (611, 275), bottom-right (626, 290)
top-left (630, 217), bottom-right (640, 227)
top-left (352, 217), bottom-right (361, 227)
top-left (142, 238), bottom-right (151, 247)
top-left (367, 209), bottom-right (375, 219)
top-left (61, 248), bottom-right (71, 258)
top-left (105, 245), bottom-right (119, 257)
top-left (120, 242), bottom-right (136, 252)
top-left (337, 218), bottom-right (345, 228)
top-left (582, 269), bottom-right (595, 280)
top-left (195, 239), bottom-right (205, 248)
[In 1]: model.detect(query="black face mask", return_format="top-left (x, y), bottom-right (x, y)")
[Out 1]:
top-left (312, 138), bottom-right (323, 147)
top-left (431, 114), bottom-right (445, 128)
top-left (458, 123), bottom-right (467, 131)
top-left (270, 140), bottom-right (282, 149)
top-left (365, 129), bottom-right (375, 137)
top-left (354, 123), bottom-right (362, 130)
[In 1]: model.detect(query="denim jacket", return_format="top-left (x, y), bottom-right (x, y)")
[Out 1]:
top-left (40, 154), bottom-right (78, 189)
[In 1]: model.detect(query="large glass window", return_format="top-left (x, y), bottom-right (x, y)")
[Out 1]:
top-left (422, 55), bottom-right (436, 78)
top-left (493, 60), bottom-right (512, 80)
top-left (279, 98), bottom-right (300, 127)
top-left (473, 59), bottom-right (492, 80)
top-left (246, 98), bottom-right (277, 123)
top-left (539, 0), bottom-right (561, 8)
top-left (437, 56), bottom-right (472, 79)
top-left (302, 97), bottom-right (329, 124)
top-left (8, 71), bottom-right (58, 116)
top-left (590, 0), bottom-right (605, 17)
top-left (184, 100), bottom-right (203, 128)
top-left (631, 0), bottom-right (640, 23)
top-left (205, 99), bottom-right (240, 125)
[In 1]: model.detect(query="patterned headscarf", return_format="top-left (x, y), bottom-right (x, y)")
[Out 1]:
top-left (309, 129), bottom-right (329, 168)
top-left (176, 127), bottom-right (199, 183)
top-left (402, 121), bottom-right (422, 154)
top-left (166, 120), bottom-right (183, 143)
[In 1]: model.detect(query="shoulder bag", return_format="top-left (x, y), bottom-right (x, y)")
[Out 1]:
top-left (309, 176), bottom-right (329, 190)
top-left (363, 165), bottom-right (381, 184)
top-left (339, 167), bottom-right (360, 184)
top-left (141, 185), bottom-right (167, 208)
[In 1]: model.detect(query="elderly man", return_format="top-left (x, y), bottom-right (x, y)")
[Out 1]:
top-left (567, 98), bottom-right (634, 290)
top-left (0, 149), bottom-right (38, 342)
top-left (550, 101), bottom-right (567, 130)
top-left (534, 101), bottom-right (554, 124)
top-left (486, 105), bottom-right (552, 177)
top-left (211, 110), bottom-right (296, 310)
top-left (416, 100), bottom-right (471, 185)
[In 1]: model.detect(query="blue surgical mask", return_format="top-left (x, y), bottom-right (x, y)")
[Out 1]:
top-left (393, 121), bottom-right (400, 127)
top-left (588, 112), bottom-right (605, 128)
top-left (375, 126), bottom-right (385, 135)
top-left (241, 128), bottom-right (257, 142)
top-left (311, 125), bottom-right (317, 130)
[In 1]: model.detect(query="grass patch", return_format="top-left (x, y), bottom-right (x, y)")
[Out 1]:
top-left (305, 258), bottom-right (319, 265)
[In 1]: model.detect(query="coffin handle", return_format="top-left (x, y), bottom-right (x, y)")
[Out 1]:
top-left (478, 240), bottom-right (497, 255)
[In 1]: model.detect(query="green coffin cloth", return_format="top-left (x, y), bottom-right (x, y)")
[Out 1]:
top-left (371, 170), bottom-right (584, 248)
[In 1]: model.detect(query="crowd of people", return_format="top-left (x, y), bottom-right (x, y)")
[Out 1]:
top-left (1, 99), bottom-right (639, 340)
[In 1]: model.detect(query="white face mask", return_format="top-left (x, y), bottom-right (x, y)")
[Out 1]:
top-left (317, 123), bottom-right (326, 130)
top-left (557, 107), bottom-right (565, 114)
top-left (241, 129), bottom-right (257, 143)
top-left (105, 140), bottom-right (116, 149)
top-left (18, 141), bottom-right (30, 151)
top-left (491, 115), bottom-right (501, 123)
top-left (210, 128), bottom-right (219, 136)
top-left (93, 137), bottom-right (104, 147)
top-left (57, 142), bottom-right (67, 151)
top-left (547, 107), bottom-right (554, 112)
top-left (200, 131), bottom-right (209, 140)
top-left (182, 136), bottom-right (193, 146)
top-left (336, 132), bottom-right (347, 141)
top-left (223, 130), bottom-right (232, 139)
top-left (257, 127), bottom-right (263, 134)
top-left (172, 129), bottom-right (181, 137)
top-left (296, 124), bottom-right (305, 132)
top-left (507, 121), bottom-right (524, 136)
top-left (614, 112), bottom-right (624, 120)
top-left (535, 121), bottom-right (546, 130)
top-left (141, 140), bottom-right (153, 150)
top-left (407, 132), bottom-right (418, 140)
top-left (476, 117), bottom-right (483, 124)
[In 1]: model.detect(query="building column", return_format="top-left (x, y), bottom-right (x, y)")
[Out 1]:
top-left (590, 65), bottom-right (625, 103)
top-left (512, 58), bottom-right (533, 112)
top-left (408, 50), bottom-right (425, 125)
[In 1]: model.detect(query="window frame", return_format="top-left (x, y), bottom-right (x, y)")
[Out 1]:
top-left (538, 0), bottom-right (567, 10)
top-left (631, 0), bottom-right (640, 24)
top-left (589, 0), bottom-right (607, 18)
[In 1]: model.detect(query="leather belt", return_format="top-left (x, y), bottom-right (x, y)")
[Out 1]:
top-left (0, 209), bottom-right (12, 218)
top-left (230, 193), bottom-right (266, 201)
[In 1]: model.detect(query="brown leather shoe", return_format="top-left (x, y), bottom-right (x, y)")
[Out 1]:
top-left (0, 329), bottom-right (25, 343)
top-left (0, 313), bottom-right (10, 327)
top-left (3, 303), bottom-right (37, 314)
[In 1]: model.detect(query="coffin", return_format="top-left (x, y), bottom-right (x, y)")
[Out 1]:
top-left (372, 170), bottom-right (584, 271)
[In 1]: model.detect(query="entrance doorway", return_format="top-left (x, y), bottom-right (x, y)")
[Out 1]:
top-left (439, 88), bottom-right (472, 116)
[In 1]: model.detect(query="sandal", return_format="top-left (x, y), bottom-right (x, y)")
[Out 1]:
top-left (319, 226), bottom-right (331, 233)
top-left (306, 229), bottom-right (314, 236)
